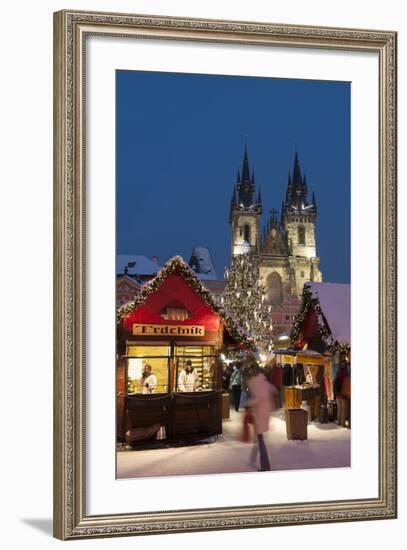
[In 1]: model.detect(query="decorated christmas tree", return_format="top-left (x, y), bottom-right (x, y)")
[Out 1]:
top-left (222, 252), bottom-right (273, 357)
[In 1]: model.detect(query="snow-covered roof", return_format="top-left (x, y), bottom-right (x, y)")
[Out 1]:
top-left (306, 282), bottom-right (350, 344)
top-left (117, 255), bottom-right (160, 276)
top-left (188, 246), bottom-right (217, 280)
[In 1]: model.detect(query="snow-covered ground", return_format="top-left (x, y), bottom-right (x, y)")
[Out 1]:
top-left (116, 409), bottom-right (350, 479)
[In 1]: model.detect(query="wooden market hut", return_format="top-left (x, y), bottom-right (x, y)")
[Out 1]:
top-left (288, 282), bottom-right (351, 424)
top-left (116, 255), bottom-right (254, 444)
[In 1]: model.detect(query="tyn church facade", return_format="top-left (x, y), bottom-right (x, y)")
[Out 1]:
top-left (229, 146), bottom-right (322, 336)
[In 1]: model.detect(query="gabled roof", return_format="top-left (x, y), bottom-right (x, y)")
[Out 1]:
top-left (306, 282), bottom-right (350, 345)
top-left (117, 255), bottom-right (255, 350)
top-left (291, 282), bottom-right (350, 349)
top-left (116, 274), bottom-right (142, 290)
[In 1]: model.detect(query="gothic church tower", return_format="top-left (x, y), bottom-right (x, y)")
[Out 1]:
top-left (229, 145), bottom-right (262, 256)
top-left (228, 147), bottom-right (322, 335)
top-left (280, 152), bottom-right (322, 296)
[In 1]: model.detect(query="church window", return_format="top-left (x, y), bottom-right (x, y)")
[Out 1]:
top-left (243, 224), bottom-right (251, 243)
top-left (301, 270), bottom-right (305, 278)
top-left (266, 272), bottom-right (283, 306)
top-left (298, 225), bottom-right (306, 245)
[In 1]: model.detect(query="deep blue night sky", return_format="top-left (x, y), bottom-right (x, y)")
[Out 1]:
top-left (116, 70), bottom-right (350, 283)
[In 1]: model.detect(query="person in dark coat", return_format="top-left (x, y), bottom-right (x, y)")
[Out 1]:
top-left (222, 365), bottom-right (231, 391)
top-left (229, 363), bottom-right (243, 412)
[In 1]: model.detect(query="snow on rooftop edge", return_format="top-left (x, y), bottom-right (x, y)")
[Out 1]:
top-left (306, 282), bottom-right (350, 344)
top-left (117, 255), bottom-right (160, 275)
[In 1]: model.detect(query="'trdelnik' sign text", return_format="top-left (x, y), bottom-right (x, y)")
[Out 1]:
top-left (133, 324), bottom-right (205, 337)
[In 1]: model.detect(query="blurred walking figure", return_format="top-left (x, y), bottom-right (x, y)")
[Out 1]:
top-left (246, 364), bottom-right (278, 471)
top-left (229, 363), bottom-right (243, 411)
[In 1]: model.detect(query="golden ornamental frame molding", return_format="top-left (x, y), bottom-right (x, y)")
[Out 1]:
top-left (53, 9), bottom-right (397, 540)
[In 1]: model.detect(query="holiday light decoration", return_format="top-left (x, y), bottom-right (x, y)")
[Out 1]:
top-left (117, 255), bottom-right (256, 351)
top-left (223, 252), bottom-right (273, 355)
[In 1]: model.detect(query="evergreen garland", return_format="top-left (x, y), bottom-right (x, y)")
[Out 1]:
top-left (290, 283), bottom-right (349, 353)
top-left (222, 252), bottom-right (273, 355)
top-left (117, 255), bottom-right (255, 350)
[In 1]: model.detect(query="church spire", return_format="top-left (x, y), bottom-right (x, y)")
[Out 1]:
top-left (235, 143), bottom-right (256, 207)
top-left (286, 171), bottom-right (292, 203)
top-left (231, 185), bottom-right (237, 204)
top-left (303, 173), bottom-right (308, 195)
top-left (241, 144), bottom-right (251, 182)
top-left (285, 150), bottom-right (310, 211)
top-left (292, 151), bottom-right (302, 189)
top-left (312, 191), bottom-right (317, 212)
top-left (257, 187), bottom-right (262, 207)
top-left (229, 185), bottom-right (237, 222)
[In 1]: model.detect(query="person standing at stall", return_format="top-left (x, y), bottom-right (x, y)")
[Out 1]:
top-left (222, 364), bottom-right (231, 392)
top-left (229, 363), bottom-right (243, 412)
top-left (178, 359), bottom-right (199, 392)
top-left (140, 364), bottom-right (157, 394)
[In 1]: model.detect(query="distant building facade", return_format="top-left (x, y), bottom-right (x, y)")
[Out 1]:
top-left (116, 255), bottom-right (160, 307)
top-left (116, 275), bottom-right (142, 307)
top-left (229, 146), bottom-right (323, 336)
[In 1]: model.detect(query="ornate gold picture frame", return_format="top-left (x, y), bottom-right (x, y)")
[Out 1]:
top-left (53, 9), bottom-right (397, 540)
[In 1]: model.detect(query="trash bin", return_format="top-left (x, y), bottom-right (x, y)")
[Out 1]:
top-left (222, 392), bottom-right (230, 419)
top-left (285, 408), bottom-right (308, 440)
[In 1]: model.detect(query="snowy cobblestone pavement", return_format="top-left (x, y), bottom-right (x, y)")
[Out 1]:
top-left (116, 409), bottom-right (350, 479)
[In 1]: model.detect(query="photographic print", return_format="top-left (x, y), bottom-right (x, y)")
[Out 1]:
top-left (115, 70), bottom-right (351, 479)
top-left (54, 10), bottom-right (396, 539)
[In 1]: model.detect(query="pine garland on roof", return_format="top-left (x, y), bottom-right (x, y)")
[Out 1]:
top-left (290, 283), bottom-right (348, 353)
top-left (117, 255), bottom-right (255, 350)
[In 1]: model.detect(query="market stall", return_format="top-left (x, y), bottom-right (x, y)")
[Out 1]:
top-left (274, 348), bottom-right (326, 422)
top-left (116, 256), bottom-right (253, 445)
top-left (289, 282), bottom-right (351, 426)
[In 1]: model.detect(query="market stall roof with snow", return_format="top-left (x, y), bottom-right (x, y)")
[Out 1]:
top-left (290, 282), bottom-right (351, 353)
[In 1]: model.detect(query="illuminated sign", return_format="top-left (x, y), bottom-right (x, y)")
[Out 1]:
top-left (133, 324), bottom-right (205, 337)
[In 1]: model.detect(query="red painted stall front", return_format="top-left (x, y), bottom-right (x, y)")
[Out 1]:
top-left (116, 258), bottom-right (249, 446)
